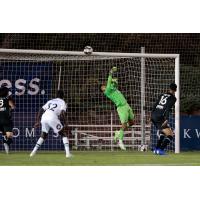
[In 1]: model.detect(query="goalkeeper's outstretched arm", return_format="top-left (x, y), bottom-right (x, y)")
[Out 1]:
top-left (107, 66), bottom-right (118, 88)
top-left (100, 67), bottom-right (117, 93)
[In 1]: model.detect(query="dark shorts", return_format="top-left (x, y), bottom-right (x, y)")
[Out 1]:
top-left (0, 119), bottom-right (13, 133)
top-left (151, 114), bottom-right (170, 130)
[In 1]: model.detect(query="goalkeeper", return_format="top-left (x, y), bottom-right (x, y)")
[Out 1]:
top-left (100, 67), bottom-right (135, 150)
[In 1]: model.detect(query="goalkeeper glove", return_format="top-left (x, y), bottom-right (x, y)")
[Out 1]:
top-left (109, 67), bottom-right (117, 75)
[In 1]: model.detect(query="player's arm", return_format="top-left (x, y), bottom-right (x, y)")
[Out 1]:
top-left (60, 110), bottom-right (67, 126)
top-left (34, 108), bottom-right (45, 128)
top-left (34, 101), bottom-right (49, 128)
top-left (59, 102), bottom-right (67, 126)
top-left (5, 88), bottom-right (15, 109)
top-left (152, 94), bottom-right (162, 112)
top-left (8, 99), bottom-right (15, 110)
top-left (149, 94), bottom-right (163, 123)
top-left (163, 97), bottom-right (177, 119)
top-left (105, 67), bottom-right (117, 91)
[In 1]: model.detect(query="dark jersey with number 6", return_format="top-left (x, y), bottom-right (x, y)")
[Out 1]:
top-left (152, 92), bottom-right (177, 120)
top-left (151, 92), bottom-right (176, 130)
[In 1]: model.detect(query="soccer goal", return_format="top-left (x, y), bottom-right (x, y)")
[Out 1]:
top-left (0, 48), bottom-right (180, 153)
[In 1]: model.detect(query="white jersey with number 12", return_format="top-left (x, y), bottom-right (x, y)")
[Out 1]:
top-left (42, 98), bottom-right (67, 118)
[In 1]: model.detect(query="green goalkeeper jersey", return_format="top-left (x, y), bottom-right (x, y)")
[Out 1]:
top-left (104, 75), bottom-right (127, 107)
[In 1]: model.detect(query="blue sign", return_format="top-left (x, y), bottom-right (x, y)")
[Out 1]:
top-left (180, 116), bottom-right (200, 151)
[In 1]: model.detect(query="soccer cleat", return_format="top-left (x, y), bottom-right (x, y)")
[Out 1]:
top-left (153, 147), bottom-right (157, 155)
top-left (66, 153), bottom-right (73, 158)
top-left (156, 149), bottom-right (167, 155)
top-left (30, 151), bottom-right (36, 157)
top-left (114, 131), bottom-right (120, 143)
top-left (118, 140), bottom-right (126, 151)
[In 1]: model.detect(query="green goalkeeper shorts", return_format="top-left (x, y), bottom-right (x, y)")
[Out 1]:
top-left (117, 103), bottom-right (134, 124)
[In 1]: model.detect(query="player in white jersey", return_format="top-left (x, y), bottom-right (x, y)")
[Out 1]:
top-left (30, 90), bottom-right (71, 158)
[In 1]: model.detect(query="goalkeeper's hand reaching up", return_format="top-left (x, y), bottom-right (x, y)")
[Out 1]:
top-left (109, 66), bottom-right (117, 75)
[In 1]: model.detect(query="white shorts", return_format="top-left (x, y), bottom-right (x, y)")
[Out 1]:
top-left (41, 114), bottom-right (63, 134)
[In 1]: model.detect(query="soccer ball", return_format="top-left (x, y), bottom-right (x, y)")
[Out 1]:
top-left (138, 145), bottom-right (148, 152)
top-left (84, 46), bottom-right (93, 55)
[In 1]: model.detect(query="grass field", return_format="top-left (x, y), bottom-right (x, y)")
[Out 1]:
top-left (1, 151), bottom-right (200, 166)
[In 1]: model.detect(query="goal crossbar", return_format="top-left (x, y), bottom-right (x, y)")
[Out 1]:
top-left (0, 48), bottom-right (179, 58)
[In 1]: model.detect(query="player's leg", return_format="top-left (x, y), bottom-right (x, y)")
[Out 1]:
top-left (3, 121), bottom-right (14, 154)
top-left (30, 121), bottom-right (49, 157)
top-left (114, 123), bottom-right (127, 150)
top-left (30, 132), bottom-right (48, 157)
top-left (2, 132), bottom-right (9, 154)
top-left (160, 127), bottom-right (173, 151)
top-left (151, 115), bottom-right (165, 154)
top-left (0, 124), bottom-right (9, 153)
top-left (58, 127), bottom-right (71, 158)
top-left (127, 105), bottom-right (135, 127)
top-left (53, 120), bottom-right (71, 158)
top-left (4, 132), bottom-right (13, 153)
top-left (156, 131), bottom-right (165, 149)
top-left (154, 120), bottom-right (166, 150)
top-left (115, 105), bottom-right (129, 150)
top-left (156, 120), bottom-right (173, 155)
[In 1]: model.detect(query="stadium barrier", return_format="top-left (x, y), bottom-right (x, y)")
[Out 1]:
top-left (69, 124), bottom-right (151, 151)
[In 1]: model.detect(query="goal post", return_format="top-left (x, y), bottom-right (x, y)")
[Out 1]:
top-left (175, 55), bottom-right (180, 153)
top-left (140, 47), bottom-right (146, 147)
top-left (0, 48), bottom-right (180, 153)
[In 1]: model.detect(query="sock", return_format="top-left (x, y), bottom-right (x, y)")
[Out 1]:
top-left (160, 135), bottom-right (173, 150)
top-left (2, 136), bottom-right (10, 153)
top-left (119, 129), bottom-right (124, 140)
top-left (156, 133), bottom-right (165, 149)
top-left (3, 143), bottom-right (9, 154)
top-left (62, 137), bottom-right (70, 156)
top-left (32, 137), bottom-right (44, 154)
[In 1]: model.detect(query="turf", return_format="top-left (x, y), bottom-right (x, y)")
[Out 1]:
top-left (1, 151), bottom-right (200, 166)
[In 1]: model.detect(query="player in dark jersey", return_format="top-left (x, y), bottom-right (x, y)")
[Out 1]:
top-left (151, 83), bottom-right (177, 155)
top-left (0, 87), bottom-right (15, 154)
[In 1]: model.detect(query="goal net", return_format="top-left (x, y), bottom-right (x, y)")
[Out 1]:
top-left (0, 49), bottom-right (180, 152)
